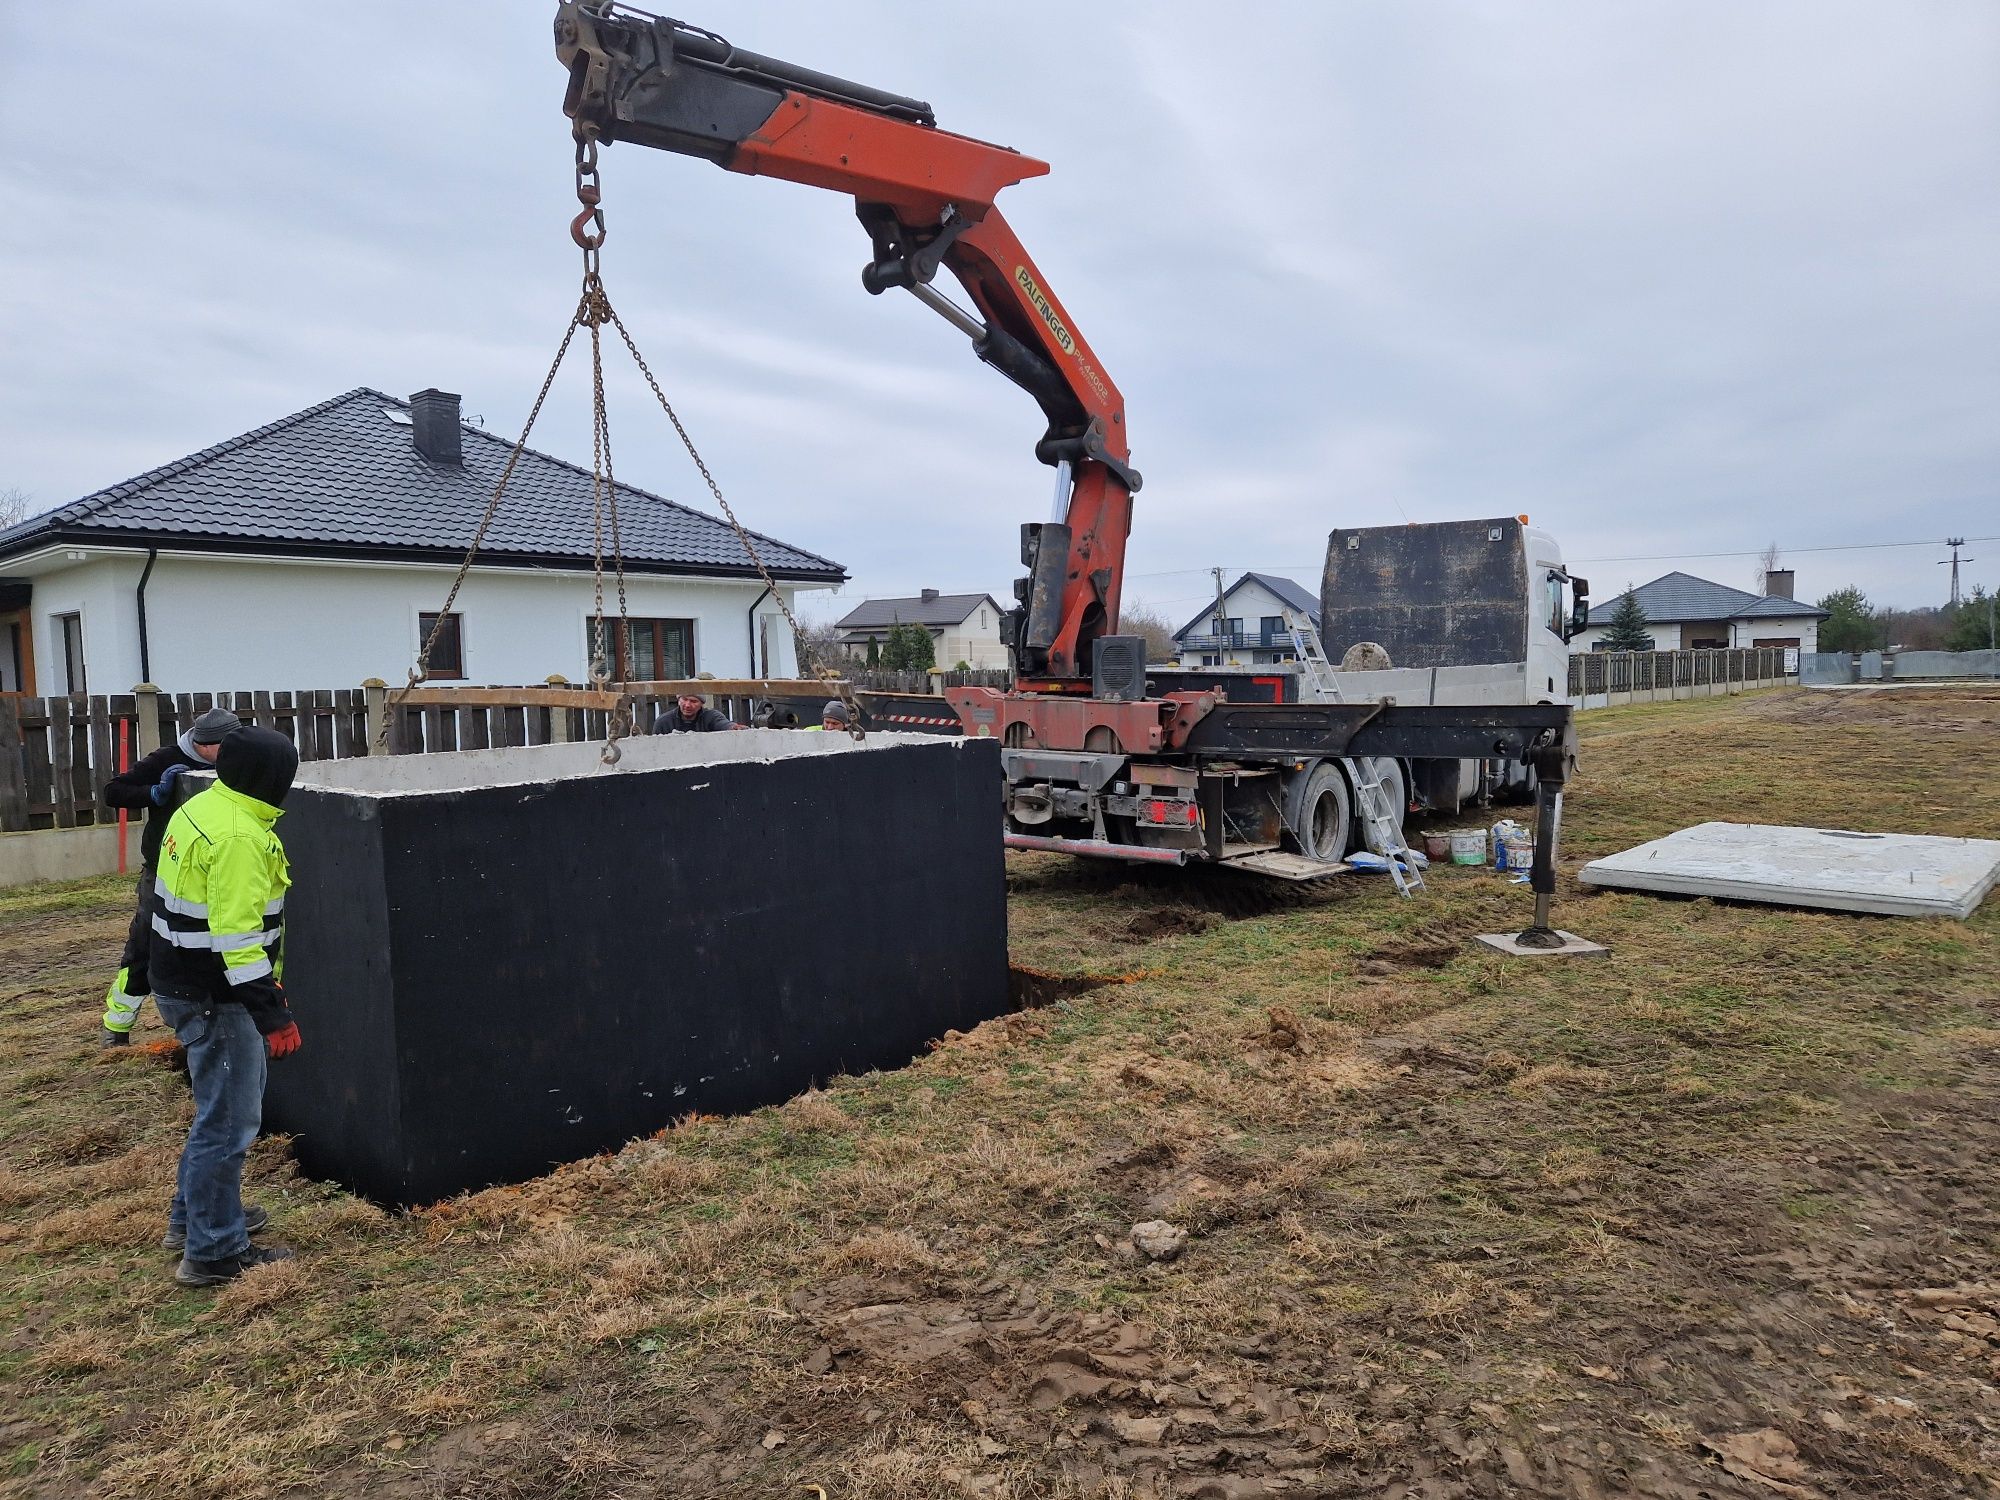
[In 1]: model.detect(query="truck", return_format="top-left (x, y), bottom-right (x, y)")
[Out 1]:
top-left (1157, 516), bottom-right (1590, 823)
top-left (555, 4), bottom-right (1579, 936)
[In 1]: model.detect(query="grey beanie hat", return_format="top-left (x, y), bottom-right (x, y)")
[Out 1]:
top-left (189, 708), bottom-right (243, 745)
top-left (821, 699), bottom-right (852, 724)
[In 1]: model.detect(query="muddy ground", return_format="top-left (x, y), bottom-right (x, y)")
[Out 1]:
top-left (2, 686), bottom-right (1997, 1498)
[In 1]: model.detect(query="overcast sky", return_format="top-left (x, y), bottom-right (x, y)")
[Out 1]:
top-left (3, 2), bottom-right (1995, 623)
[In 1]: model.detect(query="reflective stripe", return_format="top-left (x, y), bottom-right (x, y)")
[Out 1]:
top-left (224, 957), bottom-right (273, 985)
top-left (151, 914), bottom-right (209, 948)
top-left (153, 878), bottom-right (209, 919)
top-left (264, 897), bottom-right (285, 916)
top-left (152, 917), bottom-right (281, 951)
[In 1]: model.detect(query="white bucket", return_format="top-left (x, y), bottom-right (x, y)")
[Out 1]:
top-left (1448, 829), bottom-right (1487, 866)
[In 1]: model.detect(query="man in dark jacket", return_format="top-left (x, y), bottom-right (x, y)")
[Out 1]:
top-left (151, 726), bottom-right (300, 1287)
top-left (98, 707), bottom-right (241, 1046)
top-left (653, 691), bottom-right (742, 733)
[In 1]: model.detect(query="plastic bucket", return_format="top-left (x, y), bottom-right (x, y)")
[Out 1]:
top-left (1422, 833), bottom-right (1451, 862)
top-left (1448, 829), bottom-right (1486, 866)
top-left (1497, 834), bottom-right (1534, 872)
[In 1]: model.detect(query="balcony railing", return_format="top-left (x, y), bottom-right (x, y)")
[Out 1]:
top-left (1178, 628), bottom-right (1298, 653)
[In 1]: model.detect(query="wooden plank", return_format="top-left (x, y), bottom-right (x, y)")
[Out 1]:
top-left (21, 698), bottom-right (53, 827)
top-left (0, 698), bottom-right (28, 832)
top-left (309, 689), bottom-right (334, 760)
top-left (47, 696), bottom-right (76, 827)
top-left (273, 690), bottom-right (294, 744)
top-left (332, 692), bottom-right (360, 764)
top-left (396, 686), bottom-right (626, 711)
top-left (621, 678), bottom-right (850, 698)
top-left (243, 690), bottom-right (268, 732)
top-left (169, 693), bottom-right (193, 748)
top-left (87, 695), bottom-right (116, 823)
top-left (458, 706), bottom-right (490, 751)
top-left (498, 705), bottom-right (526, 748)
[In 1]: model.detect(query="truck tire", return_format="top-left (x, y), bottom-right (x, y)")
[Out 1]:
top-left (1349, 757), bottom-right (1407, 853)
top-left (1283, 762), bottom-right (1352, 863)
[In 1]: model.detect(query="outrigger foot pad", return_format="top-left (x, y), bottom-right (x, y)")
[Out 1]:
top-left (1473, 929), bottom-right (1609, 958)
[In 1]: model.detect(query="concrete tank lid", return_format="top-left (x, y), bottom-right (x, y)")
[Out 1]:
top-left (289, 728), bottom-right (979, 798)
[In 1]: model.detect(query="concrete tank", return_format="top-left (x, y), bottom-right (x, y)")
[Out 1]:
top-left (266, 730), bottom-right (1007, 1205)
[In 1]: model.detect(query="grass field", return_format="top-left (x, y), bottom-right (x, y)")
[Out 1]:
top-left (3, 686), bottom-right (1997, 1499)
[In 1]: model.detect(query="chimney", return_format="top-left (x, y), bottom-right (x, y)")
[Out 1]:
top-left (920, 587), bottom-right (939, 602)
top-left (409, 389), bottom-right (462, 465)
top-left (1765, 569), bottom-right (1794, 600)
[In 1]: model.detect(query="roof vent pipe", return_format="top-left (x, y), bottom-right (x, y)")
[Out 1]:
top-left (409, 389), bottom-right (463, 465)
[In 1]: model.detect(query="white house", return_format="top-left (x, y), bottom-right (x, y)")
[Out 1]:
top-left (0, 388), bottom-right (845, 696)
top-left (1571, 570), bottom-right (1825, 653)
top-left (1171, 572), bottom-right (1321, 667)
top-left (835, 589), bottom-right (1008, 669)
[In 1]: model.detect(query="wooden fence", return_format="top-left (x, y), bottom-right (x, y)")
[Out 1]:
top-left (1567, 647), bottom-right (1796, 705)
top-left (0, 678), bottom-right (871, 833)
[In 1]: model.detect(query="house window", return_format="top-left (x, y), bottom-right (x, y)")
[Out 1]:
top-left (979, 609), bottom-right (988, 629)
top-left (1260, 615), bottom-right (1284, 645)
top-left (0, 613), bottom-right (27, 694)
top-left (417, 612), bottom-right (464, 680)
top-left (55, 612), bottom-right (85, 694)
top-left (605, 617), bottom-right (695, 681)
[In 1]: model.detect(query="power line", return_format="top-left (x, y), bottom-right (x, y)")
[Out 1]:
top-left (1569, 534), bottom-right (2000, 565)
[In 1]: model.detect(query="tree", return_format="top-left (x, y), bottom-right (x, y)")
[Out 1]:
top-left (1116, 602), bottom-right (1179, 662)
top-left (865, 636), bottom-right (879, 666)
top-left (881, 622), bottom-right (934, 671)
top-left (1754, 542), bottom-right (1782, 595)
top-left (1600, 585), bottom-right (1652, 651)
top-left (1944, 586), bottom-right (1996, 652)
top-left (1816, 586), bottom-right (1876, 653)
top-left (0, 487), bottom-right (33, 530)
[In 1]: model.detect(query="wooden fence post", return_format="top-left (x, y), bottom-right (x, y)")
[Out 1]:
top-left (546, 676), bottom-right (572, 744)
top-left (133, 684), bottom-right (163, 758)
top-left (362, 679), bottom-right (389, 755)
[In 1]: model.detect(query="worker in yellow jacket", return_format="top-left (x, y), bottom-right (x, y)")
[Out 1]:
top-left (149, 726), bottom-right (302, 1287)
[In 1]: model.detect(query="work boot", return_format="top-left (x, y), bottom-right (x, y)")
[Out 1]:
top-left (163, 1204), bottom-right (268, 1252)
top-left (99, 1028), bottom-right (130, 1048)
top-left (175, 1244), bottom-right (293, 1288)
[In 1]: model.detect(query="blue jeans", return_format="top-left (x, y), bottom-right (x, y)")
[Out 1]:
top-left (157, 994), bottom-right (266, 1262)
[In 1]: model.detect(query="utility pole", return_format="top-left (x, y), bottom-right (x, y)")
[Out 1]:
top-left (1211, 567), bottom-right (1229, 664)
top-left (1942, 537), bottom-right (1972, 607)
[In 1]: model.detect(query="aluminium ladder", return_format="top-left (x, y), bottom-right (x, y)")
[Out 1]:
top-left (1284, 611), bottom-right (1343, 703)
top-left (1352, 761), bottom-right (1425, 897)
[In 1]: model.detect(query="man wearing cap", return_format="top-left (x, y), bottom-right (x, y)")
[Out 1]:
top-left (808, 699), bottom-right (854, 732)
top-left (97, 708), bottom-right (241, 1047)
top-left (652, 691), bottom-right (744, 733)
top-left (151, 725), bottom-right (302, 1287)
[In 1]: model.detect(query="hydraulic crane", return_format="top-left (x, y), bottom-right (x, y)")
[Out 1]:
top-left (557, 0), bottom-right (1136, 700)
top-left (555, 2), bottom-right (1583, 932)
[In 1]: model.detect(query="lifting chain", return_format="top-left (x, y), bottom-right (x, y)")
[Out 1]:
top-left (381, 126), bottom-right (855, 762)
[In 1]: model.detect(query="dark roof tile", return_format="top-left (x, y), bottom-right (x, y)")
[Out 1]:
top-left (0, 388), bottom-right (845, 580)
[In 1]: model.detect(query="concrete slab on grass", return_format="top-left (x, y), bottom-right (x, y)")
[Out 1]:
top-left (1579, 821), bottom-right (2000, 920)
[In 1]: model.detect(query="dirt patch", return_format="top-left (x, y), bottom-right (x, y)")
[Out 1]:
top-left (1125, 908), bottom-right (1218, 941)
top-left (1006, 964), bottom-right (1145, 1009)
top-left (1361, 936), bottom-right (1461, 970)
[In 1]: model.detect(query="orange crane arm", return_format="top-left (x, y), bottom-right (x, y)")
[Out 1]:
top-left (556, 2), bottom-right (1140, 684)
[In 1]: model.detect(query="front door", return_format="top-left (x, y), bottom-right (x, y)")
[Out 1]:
top-left (0, 609), bottom-right (31, 695)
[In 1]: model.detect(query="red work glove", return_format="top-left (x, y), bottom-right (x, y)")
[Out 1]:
top-left (266, 1022), bottom-right (302, 1058)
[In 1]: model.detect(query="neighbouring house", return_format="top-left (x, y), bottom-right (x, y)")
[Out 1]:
top-left (834, 589), bottom-right (1008, 669)
top-left (1570, 569), bottom-right (1826, 653)
top-left (1171, 572), bottom-right (1320, 667)
top-left (0, 388), bottom-right (846, 695)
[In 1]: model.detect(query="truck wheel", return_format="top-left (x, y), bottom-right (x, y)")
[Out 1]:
top-left (1350, 757), bottom-right (1407, 853)
top-left (1283, 762), bottom-right (1351, 862)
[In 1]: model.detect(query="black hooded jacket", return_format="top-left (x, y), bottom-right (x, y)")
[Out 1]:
top-left (147, 729), bottom-right (300, 1029)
